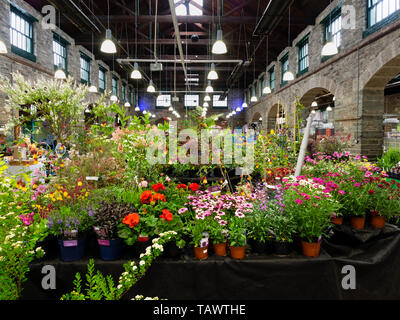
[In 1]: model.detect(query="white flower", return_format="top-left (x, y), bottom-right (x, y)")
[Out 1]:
top-left (139, 260), bottom-right (145, 266)
top-left (117, 284), bottom-right (122, 289)
top-left (139, 253), bottom-right (145, 258)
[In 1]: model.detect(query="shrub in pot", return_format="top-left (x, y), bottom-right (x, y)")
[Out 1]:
top-left (188, 218), bottom-right (209, 260)
top-left (282, 177), bottom-right (340, 258)
top-left (368, 178), bottom-right (400, 229)
top-left (245, 201), bottom-right (272, 254)
top-left (268, 210), bottom-right (297, 255)
top-left (228, 216), bottom-right (247, 260)
top-left (208, 218), bottom-right (228, 257)
top-left (92, 200), bottom-right (135, 260)
top-left (47, 205), bottom-right (93, 262)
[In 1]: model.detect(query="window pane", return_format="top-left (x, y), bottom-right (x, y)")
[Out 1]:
top-left (213, 95), bottom-right (227, 107)
top-left (157, 95), bottom-right (171, 107)
top-left (184, 94), bottom-right (199, 107)
top-left (10, 11), bottom-right (33, 54)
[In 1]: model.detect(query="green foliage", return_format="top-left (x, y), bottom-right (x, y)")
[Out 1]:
top-left (228, 217), bottom-right (246, 247)
top-left (377, 148), bottom-right (400, 171)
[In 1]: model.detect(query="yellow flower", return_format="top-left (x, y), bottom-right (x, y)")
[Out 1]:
top-left (57, 196), bottom-right (63, 201)
top-left (270, 129), bottom-right (275, 135)
top-left (26, 163), bottom-right (30, 167)
top-left (33, 160), bottom-right (38, 165)
top-left (63, 191), bottom-right (68, 197)
top-left (32, 184), bottom-right (38, 190)
top-left (60, 163), bottom-right (64, 168)
top-left (77, 181), bottom-right (83, 187)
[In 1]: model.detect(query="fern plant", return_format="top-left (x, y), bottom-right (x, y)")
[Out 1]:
top-left (60, 231), bottom-right (177, 300)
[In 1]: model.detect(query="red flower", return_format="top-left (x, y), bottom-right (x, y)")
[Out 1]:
top-left (160, 209), bottom-right (173, 222)
top-left (188, 183), bottom-right (200, 192)
top-left (152, 183), bottom-right (166, 193)
top-left (140, 190), bottom-right (153, 204)
top-left (177, 183), bottom-right (187, 189)
top-left (152, 193), bottom-right (166, 202)
top-left (368, 190), bottom-right (375, 195)
top-left (123, 213), bottom-right (140, 228)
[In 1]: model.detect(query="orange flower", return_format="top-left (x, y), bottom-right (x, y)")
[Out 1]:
top-left (122, 213), bottom-right (140, 228)
top-left (140, 190), bottom-right (153, 204)
top-left (160, 209), bottom-right (173, 222)
top-left (152, 193), bottom-right (166, 202)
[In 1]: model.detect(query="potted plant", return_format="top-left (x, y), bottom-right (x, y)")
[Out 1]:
top-left (283, 177), bottom-right (340, 257)
top-left (330, 212), bottom-right (343, 225)
top-left (208, 217), bottom-right (228, 256)
top-left (47, 205), bottom-right (93, 262)
top-left (368, 180), bottom-right (400, 229)
top-left (188, 219), bottom-right (209, 260)
top-left (268, 210), bottom-right (297, 255)
top-left (228, 216), bottom-right (247, 260)
top-left (92, 200), bottom-right (135, 260)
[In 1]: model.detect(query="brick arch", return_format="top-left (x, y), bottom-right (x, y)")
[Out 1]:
top-left (296, 75), bottom-right (339, 107)
top-left (361, 37), bottom-right (400, 90)
top-left (252, 111), bottom-right (263, 122)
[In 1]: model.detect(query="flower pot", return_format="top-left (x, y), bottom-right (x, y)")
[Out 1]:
top-left (249, 239), bottom-right (267, 254)
top-left (273, 240), bottom-right (291, 255)
top-left (58, 237), bottom-right (86, 262)
top-left (301, 240), bottom-right (321, 258)
top-left (98, 238), bottom-right (122, 261)
top-left (229, 245), bottom-right (246, 260)
top-left (331, 217), bottom-right (343, 225)
top-left (350, 216), bottom-right (366, 230)
top-left (194, 246), bottom-right (208, 260)
top-left (370, 215), bottom-right (386, 229)
top-left (163, 242), bottom-right (182, 259)
top-left (213, 243), bottom-right (227, 257)
top-left (138, 235), bottom-right (149, 242)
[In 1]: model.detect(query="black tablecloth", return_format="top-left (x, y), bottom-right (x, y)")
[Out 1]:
top-left (21, 224), bottom-right (400, 300)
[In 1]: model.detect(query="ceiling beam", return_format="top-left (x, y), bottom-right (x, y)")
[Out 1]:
top-left (96, 15), bottom-right (257, 24)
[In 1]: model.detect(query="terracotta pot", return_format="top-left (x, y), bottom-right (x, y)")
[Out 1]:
top-left (371, 215), bottom-right (386, 229)
top-left (229, 246), bottom-right (246, 260)
top-left (213, 243), bottom-right (227, 256)
top-left (350, 216), bottom-right (366, 230)
top-left (331, 217), bottom-right (343, 225)
top-left (301, 240), bottom-right (321, 258)
top-left (194, 246), bottom-right (208, 260)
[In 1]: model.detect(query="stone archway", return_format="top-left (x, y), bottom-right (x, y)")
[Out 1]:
top-left (360, 40), bottom-right (400, 159)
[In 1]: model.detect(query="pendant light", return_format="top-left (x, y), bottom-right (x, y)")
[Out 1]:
top-left (204, 94), bottom-right (211, 102)
top-left (0, 40), bottom-right (7, 54)
top-left (54, 11), bottom-right (66, 79)
top-left (101, 0), bottom-right (117, 54)
top-left (135, 105), bottom-right (140, 111)
top-left (203, 102), bottom-right (209, 108)
top-left (205, 81), bottom-right (214, 93)
top-left (250, 95), bottom-right (258, 103)
top-left (235, 107), bottom-right (241, 112)
top-left (212, 1), bottom-right (227, 54)
top-left (207, 63), bottom-right (218, 80)
top-left (147, 80), bottom-right (155, 93)
top-left (131, 62), bottom-right (142, 79)
top-left (143, 110), bottom-right (147, 115)
top-left (242, 102), bottom-right (248, 108)
top-left (110, 95), bottom-right (118, 102)
top-left (311, 101), bottom-right (318, 107)
top-left (321, 1), bottom-right (338, 57)
top-left (326, 106), bottom-right (333, 112)
top-left (124, 101), bottom-right (131, 107)
top-left (89, 85), bottom-right (98, 93)
top-left (232, 110), bottom-right (236, 115)
top-left (282, 5), bottom-right (294, 82)
top-left (250, 52), bottom-right (258, 103)
top-left (263, 36), bottom-right (271, 94)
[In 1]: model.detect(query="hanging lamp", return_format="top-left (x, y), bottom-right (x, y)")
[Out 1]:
top-left (282, 5), bottom-right (294, 82)
top-left (101, 0), bottom-right (117, 53)
top-left (321, 1), bottom-right (338, 57)
top-left (207, 63), bottom-right (218, 80)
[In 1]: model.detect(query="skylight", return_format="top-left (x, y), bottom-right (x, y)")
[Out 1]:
top-left (175, 0), bottom-right (203, 16)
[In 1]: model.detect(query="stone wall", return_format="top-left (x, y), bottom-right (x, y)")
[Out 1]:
top-left (245, 0), bottom-right (400, 159)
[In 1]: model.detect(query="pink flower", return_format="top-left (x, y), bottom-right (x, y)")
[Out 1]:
top-left (338, 190), bottom-right (345, 195)
top-left (219, 220), bottom-right (227, 226)
top-left (178, 208), bottom-right (188, 214)
top-left (295, 199), bottom-right (303, 205)
top-left (139, 180), bottom-right (148, 188)
top-left (354, 183), bottom-right (361, 187)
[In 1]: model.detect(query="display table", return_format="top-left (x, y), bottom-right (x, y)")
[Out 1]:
top-left (22, 224), bottom-right (400, 300)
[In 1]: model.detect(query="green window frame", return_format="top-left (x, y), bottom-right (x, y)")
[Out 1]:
top-left (10, 5), bottom-right (36, 62)
top-left (128, 88), bottom-right (133, 104)
top-left (269, 68), bottom-right (275, 91)
top-left (122, 83), bottom-right (126, 101)
top-left (212, 94), bottom-right (228, 109)
top-left (368, 0), bottom-right (400, 27)
top-left (260, 76), bottom-right (265, 97)
top-left (53, 35), bottom-right (67, 72)
top-left (112, 76), bottom-right (118, 96)
top-left (98, 66), bottom-right (106, 93)
top-left (297, 36), bottom-right (309, 76)
top-left (80, 53), bottom-right (91, 85)
top-left (280, 54), bottom-right (289, 86)
top-left (184, 94), bottom-right (199, 109)
top-left (324, 10), bottom-right (342, 49)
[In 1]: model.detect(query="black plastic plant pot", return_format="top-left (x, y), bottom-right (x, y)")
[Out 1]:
top-left (163, 242), bottom-right (183, 259)
top-left (58, 237), bottom-right (86, 262)
top-left (273, 240), bottom-right (291, 255)
top-left (98, 238), bottom-right (122, 261)
top-left (249, 239), bottom-right (267, 254)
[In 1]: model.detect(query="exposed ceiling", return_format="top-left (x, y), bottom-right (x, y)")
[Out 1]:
top-left (24, 0), bottom-right (331, 92)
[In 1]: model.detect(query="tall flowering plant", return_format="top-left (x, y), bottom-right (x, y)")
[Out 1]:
top-left (282, 176), bottom-right (340, 243)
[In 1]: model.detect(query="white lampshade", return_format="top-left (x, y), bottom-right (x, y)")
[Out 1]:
top-left (205, 81), bottom-right (214, 93)
top-left (311, 101), bottom-right (318, 107)
top-left (0, 40), bottom-right (7, 54)
top-left (259, 117), bottom-right (263, 121)
top-left (326, 106), bottom-right (333, 112)
top-left (143, 110), bottom-right (147, 114)
top-left (250, 96), bottom-right (258, 103)
top-left (204, 94), bottom-right (211, 102)
top-left (147, 80), bottom-right (156, 93)
top-left (131, 62), bottom-right (142, 79)
top-left (232, 110), bottom-right (236, 115)
top-left (263, 86), bottom-right (271, 94)
top-left (54, 68), bottom-right (66, 80)
top-left (235, 107), bottom-right (241, 112)
top-left (135, 105), bottom-right (140, 111)
top-left (212, 29), bottom-right (227, 54)
top-left (207, 63), bottom-right (218, 80)
top-left (124, 102), bottom-right (131, 107)
top-left (89, 85), bottom-right (98, 93)
top-left (321, 41), bottom-right (338, 57)
top-left (283, 71), bottom-right (294, 82)
top-left (311, 110), bottom-right (316, 114)
top-left (176, 114), bottom-right (181, 118)
top-left (100, 29), bottom-right (117, 54)
top-left (203, 102), bottom-right (209, 107)
top-left (152, 114), bottom-right (156, 118)
top-left (110, 95), bottom-right (118, 102)
top-left (242, 102), bottom-right (248, 108)
top-left (168, 106), bottom-right (173, 111)
top-left (333, 96), bottom-right (336, 101)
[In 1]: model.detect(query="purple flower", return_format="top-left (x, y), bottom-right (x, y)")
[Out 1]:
top-left (88, 210), bottom-right (94, 217)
